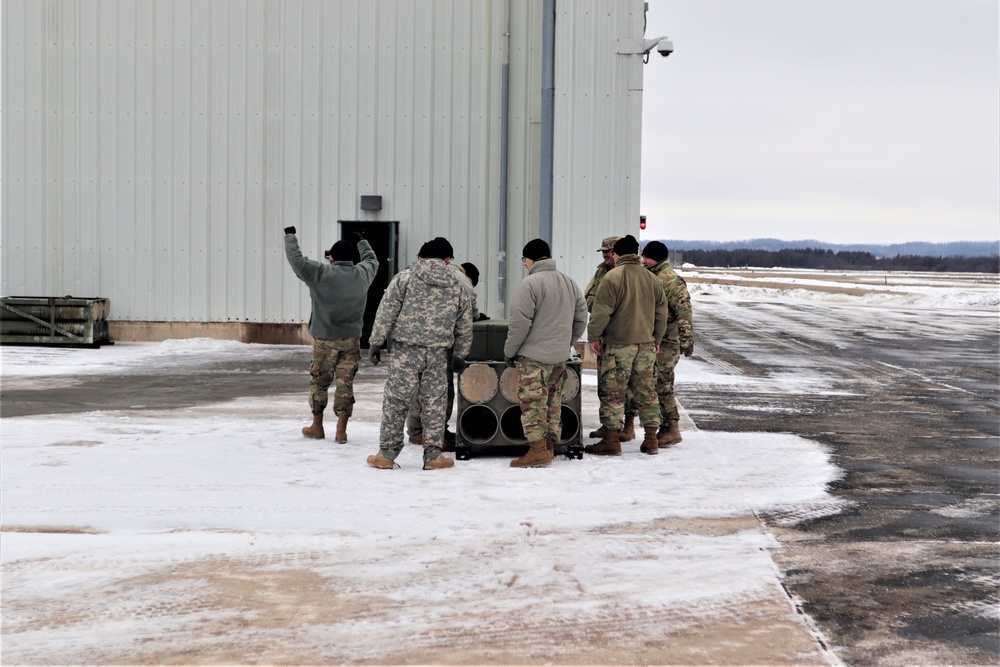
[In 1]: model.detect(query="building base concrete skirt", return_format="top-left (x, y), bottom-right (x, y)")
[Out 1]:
top-left (110, 321), bottom-right (312, 345)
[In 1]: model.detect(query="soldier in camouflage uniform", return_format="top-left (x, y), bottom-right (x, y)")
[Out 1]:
top-left (406, 257), bottom-right (480, 449)
top-left (642, 241), bottom-right (693, 447)
top-left (503, 239), bottom-right (588, 468)
top-left (284, 226), bottom-right (378, 443)
top-left (583, 236), bottom-right (620, 312)
top-left (585, 235), bottom-right (667, 456)
top-left (583, 236), bottom-right (630, 439)
top-left (366, 238), bottom-right (473, 470)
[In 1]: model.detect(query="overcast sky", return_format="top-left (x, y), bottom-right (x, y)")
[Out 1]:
top-left (638, 0), bottom-right (999, 244)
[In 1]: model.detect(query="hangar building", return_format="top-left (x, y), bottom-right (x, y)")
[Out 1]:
top-left (2, 0), bottom-right (665, 342)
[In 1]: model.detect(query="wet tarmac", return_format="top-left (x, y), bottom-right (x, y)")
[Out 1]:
top-left (683, 297), bottom-right (999, 664)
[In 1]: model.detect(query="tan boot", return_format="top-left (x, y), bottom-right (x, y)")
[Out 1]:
top-left (546, 436), bottom-right (554, 453)
top-left (659, 422), bottom-right (682, 447)
top-left (423, 455), bottom-right (455, 470)
top-left (335, 414), bottom-right (349, 443)
top-left (408, 432), bottom-right (424, 445)
top-left (302, 413), bottom-right (325, 439)
top-left (588, 425), bottom-right (608, 438)
top-left (620, 414), bottom-right (636, 442)
top-left (640, 426), bottom-right (659, 455)
top-left (366, 453), bottom-right (397, 469)
top-left (585, 429), bottom-right (621, 456)
top-left (511, 440), bottom-right (554, 468)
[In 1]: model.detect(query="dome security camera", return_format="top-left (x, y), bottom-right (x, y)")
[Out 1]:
top-left (656, 38), bottom-right (674, 57)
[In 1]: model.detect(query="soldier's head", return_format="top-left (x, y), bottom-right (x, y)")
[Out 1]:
top-left (521, 238), bottom-right (551, 270)
top-left (328, 240), bottom-right (354, 262)
top-left (418, 238), bottom-right (451, 261)
top-left (611, 235), bottom-right (639, 262)
top-left (461, 262), bottom-right (480, 287)
top-left (598, 236), bottom-right (620, 269)
top-left (641, 241), bottom-right (669, 268)
top-left (430, 237), bottom-right (455, 264)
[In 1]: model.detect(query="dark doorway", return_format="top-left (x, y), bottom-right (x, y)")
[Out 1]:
top-left (339, 221), bottom-right (399, 348)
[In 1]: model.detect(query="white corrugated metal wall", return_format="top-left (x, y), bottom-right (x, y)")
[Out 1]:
top-left (551, 0), bottom-right (645, 293)
top-left (2, 0), bottom-right (647, 332)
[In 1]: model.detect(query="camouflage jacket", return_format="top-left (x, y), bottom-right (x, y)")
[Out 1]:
top-left (370, 258), bottom-right (473, 358)
top-left (647, 258), bottom-right (693, 350)
top-left (583, 262), bottom-right (612, 313)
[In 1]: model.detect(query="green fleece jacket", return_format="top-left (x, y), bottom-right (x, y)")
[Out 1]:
top-left (587, 254), bottom-right (667, 345)
top-left (284, 234), bottom-right (378, 340)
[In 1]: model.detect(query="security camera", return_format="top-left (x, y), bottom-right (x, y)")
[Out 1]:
top-left (635, 35), bottom-right (673, 59)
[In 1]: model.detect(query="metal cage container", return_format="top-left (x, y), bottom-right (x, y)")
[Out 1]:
top-left (0, 297), bottom-right (112, 347)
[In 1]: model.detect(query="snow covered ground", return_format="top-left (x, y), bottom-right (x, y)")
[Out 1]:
top-left (1, 269), bottom-right (995, 664)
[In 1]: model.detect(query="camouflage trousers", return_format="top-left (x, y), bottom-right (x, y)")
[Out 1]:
top-left (309, 337), bottom-right (360, 417)
top-left (597, 342), bottom-right (660, 430)
top-left (623, 339), bottom-right (681, 428)
top-left (406, 348), bottom-right (455, 436)
top-left (516, 358), bottom-right (567, 443)
top-left (655, 340), bottom-right (682, 428)
top-left (379, 342), bottom-right (449, 462)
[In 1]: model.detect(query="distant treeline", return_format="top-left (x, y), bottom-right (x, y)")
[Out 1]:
top-left (658, 238), bottom-right (999, 258)
top-left (680, 248), bottom-right (999, 273)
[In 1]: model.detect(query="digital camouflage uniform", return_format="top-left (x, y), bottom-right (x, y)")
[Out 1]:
top-left (406, 263), bottom-right (479, 438)
top-left (369, 258), bottom-right (473, 463)
top-left (647, 258), bottom-right (693, 429)
top-left (517, 359), bottom-right (568, 443)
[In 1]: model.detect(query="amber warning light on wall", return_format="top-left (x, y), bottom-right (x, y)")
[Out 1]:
top-left (639, 215), bottom-right (647, 230)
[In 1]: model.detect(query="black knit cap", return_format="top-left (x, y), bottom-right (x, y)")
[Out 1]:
top-left (461, 262), bottom-right (480, 287)
top-left (418, 238), bottom-right (449, 260)
top-left (612, 234), bottom-right (639, 256)
top-left (522, 238), bottom-right (551, 261)
top-left (642, 240), bottom-right (669, 262)
top-left (433, 237), bottom-right (455, 259)
top-left (329, 240), bottom-right (354, 261)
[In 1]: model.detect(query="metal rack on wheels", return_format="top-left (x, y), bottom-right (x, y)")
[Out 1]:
top-left (455, 320), bottom-right (583, 460)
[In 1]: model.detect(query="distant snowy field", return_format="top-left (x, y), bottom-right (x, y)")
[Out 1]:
top-left (682, 266), bottom-right (1000, 309)
top-left (1, 269), bottom-right (995, 663)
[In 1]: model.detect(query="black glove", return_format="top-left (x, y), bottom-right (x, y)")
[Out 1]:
top-left (350, 231), bottom-right (365, 244)
top-left (368, 346), bottom-right (381, 365)
top-left (505, 356), bottom-right (516, 368)
top-left (452, 357), bottom-right (468, 373)
top-left (284, 226), bottom-right (296, 235)
top-left (683, 343), bottom-right (694, 358)
top-left (476, 313), bottom-right (491, 321)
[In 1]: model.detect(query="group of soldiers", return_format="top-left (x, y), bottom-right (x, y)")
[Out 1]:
top-left (583, 235), bottom-right (694, 457)
top-left (283, 226), bottom-right (692, 471)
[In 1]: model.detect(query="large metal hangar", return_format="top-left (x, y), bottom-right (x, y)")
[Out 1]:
top-left (2, 0), bottom-right (665, 342)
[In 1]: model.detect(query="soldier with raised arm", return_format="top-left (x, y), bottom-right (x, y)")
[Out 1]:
top-left (284, 227), bottom-right (378, 443)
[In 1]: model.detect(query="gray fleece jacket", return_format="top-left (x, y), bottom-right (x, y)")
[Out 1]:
top-left (503, 258), bottom-right (588, 364)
